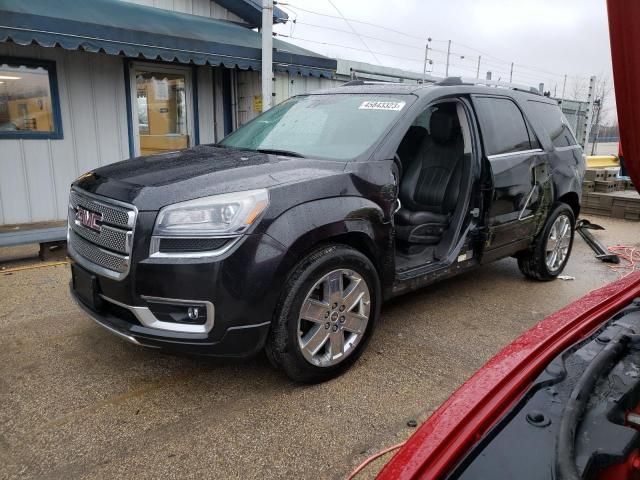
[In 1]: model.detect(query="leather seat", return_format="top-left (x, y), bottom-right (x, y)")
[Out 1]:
top-left (396, 125), bottom-right (428, 173)
top-left (396, 110), bottom-right (464, 245)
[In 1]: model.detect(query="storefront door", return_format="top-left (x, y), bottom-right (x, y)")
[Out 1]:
top-left (129, 63), bottom-right (194, 156)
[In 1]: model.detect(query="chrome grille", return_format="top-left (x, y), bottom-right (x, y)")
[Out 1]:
top-left (69, 231), bottom-right (129, 274)
top-left (68, 209), bottom-right (131, 254)
top-left (69, 190), bottom-right (133, 228)
top-left (68, 188), bottom-right (137, 280)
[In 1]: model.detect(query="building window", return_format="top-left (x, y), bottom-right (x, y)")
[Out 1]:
top-left (0, 57), bottom-right (63, 139)
top-left (129, 62), bottom-right (194, 156)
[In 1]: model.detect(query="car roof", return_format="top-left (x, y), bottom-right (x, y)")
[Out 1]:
top-left (311, 80), bottom-right (558, 105)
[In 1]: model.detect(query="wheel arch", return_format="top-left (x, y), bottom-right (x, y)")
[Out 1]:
top-left (557, 191), bottom-right (580, 219)
top-left (265, 198), bottom-right (394, 295)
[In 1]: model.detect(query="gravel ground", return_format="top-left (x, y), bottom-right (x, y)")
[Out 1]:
top-left (1, 215), bottom-right (638, 480)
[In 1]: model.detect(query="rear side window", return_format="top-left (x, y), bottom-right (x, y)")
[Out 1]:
top-left (473, 97), bottom-right (534, 156)
top-left (527, 100), bottom-right (578, 148)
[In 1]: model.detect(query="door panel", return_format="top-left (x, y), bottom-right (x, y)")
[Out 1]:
top-left (471, 94), bottom-right (547, 254)
top-left (485, 150), bottom-right (545, 249)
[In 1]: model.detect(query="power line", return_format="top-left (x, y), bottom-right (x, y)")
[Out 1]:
top-left (275, 33), bottom-right (424, 64)
top-left (281, 3), bottom-right (445, 44)
top-left (449, 41), bottom-right (509, 64)
top-left (448, 43), bottom-right (572, 80)
top-left (277, 32), bottom-right (552, 86)
top-left (276, 15), bottom-right (578, 88)
top-left (291, 20), bottom-right (424, 51)
top-left (326, 0), bottom-right (380, 64)
top-left (451, 44), bottom-right (592, 81)
top-left (281, 5), bottom-right (586, 82)
top-left (291, 19), bottom-right (466, 60)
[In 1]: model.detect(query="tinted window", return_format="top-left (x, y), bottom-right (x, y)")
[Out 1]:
top-left (474, 97), bottom-right (532, 155)
top-left (527, 100), bottom-right (578, 148)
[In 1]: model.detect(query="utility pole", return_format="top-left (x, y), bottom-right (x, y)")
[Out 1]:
top-left (476, 55), bottom-right (481, 79)
top-left (422, 37), bottom-right (432, 83)
top-left (509, 62), bottom-right (514, 83)
top-left (590, 99), bottom-right (602, 155)
top-left (581, 75), bottom-right (597, 149)
top-left (445, 40), bottom-right (451, 77)
top-left (261, 0), bottom-right (273, 112)
top-left (561, 74), bottom-right (567, 100)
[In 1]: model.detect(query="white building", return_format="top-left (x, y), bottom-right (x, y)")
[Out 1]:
top-left (0, 0), bottom-right (338, 245)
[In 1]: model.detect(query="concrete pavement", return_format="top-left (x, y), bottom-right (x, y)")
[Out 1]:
top-left (1, 215), bottom-right (638, 480)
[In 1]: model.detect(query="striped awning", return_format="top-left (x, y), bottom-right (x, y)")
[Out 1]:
top-left (0, 0), bottom-right (336, 77)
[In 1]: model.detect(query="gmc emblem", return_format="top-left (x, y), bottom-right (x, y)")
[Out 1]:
top-left (75, 206), bottom-right (102, 232)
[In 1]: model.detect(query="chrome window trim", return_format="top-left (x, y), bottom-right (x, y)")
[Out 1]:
top-left (486, 148), bottom-right (543, 160)
top-left (554, 145), bottom-right (582, 152)
top-left (100, 294), bottom-right (215, 334)
top-left (148, 235), bottom-right (241, 259)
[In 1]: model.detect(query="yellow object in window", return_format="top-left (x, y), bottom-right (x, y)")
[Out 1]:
top-left (0, 64), bottom-right (54, 133)
top-left (135, 71), bottom-right (189, 156)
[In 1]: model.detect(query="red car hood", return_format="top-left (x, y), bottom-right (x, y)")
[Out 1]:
top-left (378, 272), bottom-right (640, 480)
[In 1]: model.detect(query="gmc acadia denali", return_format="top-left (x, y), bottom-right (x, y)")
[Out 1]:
top-left (68, 79), bottom-right (585, 382)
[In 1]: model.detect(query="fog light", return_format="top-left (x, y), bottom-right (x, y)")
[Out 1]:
top-left (146, 300), bottom-right (207, 325)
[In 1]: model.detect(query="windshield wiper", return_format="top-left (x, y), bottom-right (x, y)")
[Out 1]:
top-left (213, 144), bottom-right (249, 150)
top-left (256, 148), bottom-right (305, 158)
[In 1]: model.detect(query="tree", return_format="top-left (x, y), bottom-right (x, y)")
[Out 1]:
top-left (569, 77), bottom-right (587, 101)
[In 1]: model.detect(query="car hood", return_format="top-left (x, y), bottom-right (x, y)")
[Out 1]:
top-left (378, 272), bottom-right (640, 480)
top-left (73, 145), bottom-right (347, 210)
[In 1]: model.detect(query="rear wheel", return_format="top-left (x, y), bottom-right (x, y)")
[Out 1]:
top-left (266, 245), bottom-right (380, 383)
top-left (518, 203), bottom-right (575, 281)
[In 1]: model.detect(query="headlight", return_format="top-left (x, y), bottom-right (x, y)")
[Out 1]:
top-left (153, 189), bottom-right (269, 237)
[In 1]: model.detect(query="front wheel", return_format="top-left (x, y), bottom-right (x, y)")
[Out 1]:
top-left (266, 245), bottom-right (381, 383)
top-left (518, 203), bottom-right (576, 281)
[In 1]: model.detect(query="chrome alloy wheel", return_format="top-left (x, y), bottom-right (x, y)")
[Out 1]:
top-left (297, 269), bottom-right (371, 367)
top-left (545, 214), bottom-right (572, 272)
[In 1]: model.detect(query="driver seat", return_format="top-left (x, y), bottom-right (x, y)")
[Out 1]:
top-left (396, 109), bottom-right (464, 245)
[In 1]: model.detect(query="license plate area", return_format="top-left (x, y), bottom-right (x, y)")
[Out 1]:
top-left (71, 264), bottom-right (101, 310)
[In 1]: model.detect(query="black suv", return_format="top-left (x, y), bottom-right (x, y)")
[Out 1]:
top-left (68, 79), bottom-right (585, 382)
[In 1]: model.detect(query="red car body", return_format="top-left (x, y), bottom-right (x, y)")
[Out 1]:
top-left (378, 272), bottom-right (640, 479)
top-left (380, 1), bottom-right (640, 477)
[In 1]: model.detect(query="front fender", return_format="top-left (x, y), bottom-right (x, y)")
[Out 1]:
top-left (265, 196), bottom-right (392, 283)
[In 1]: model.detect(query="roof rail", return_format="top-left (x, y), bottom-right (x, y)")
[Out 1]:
top-left (341, 80), bottom-right (408, 87)
top-left (435, 76), bottom-right (542, 96)
top-left (435, 77), bottom-right (473, 86)
top-left (341, 80), bottom-right (366, 86)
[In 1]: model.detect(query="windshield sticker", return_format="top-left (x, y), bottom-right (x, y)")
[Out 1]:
top-left (359, 100), bottom-right (406, 111)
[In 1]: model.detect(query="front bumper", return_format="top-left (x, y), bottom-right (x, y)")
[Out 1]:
top-left (70, 284), bottom-right (271, 357)
top-left (66, 183), bottom-right (293, 357)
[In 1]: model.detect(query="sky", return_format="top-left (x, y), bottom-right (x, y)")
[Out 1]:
top-left (273, 0), bottom-right (617, 123)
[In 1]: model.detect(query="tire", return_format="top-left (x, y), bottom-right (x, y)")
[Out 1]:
top-left (518, 202), bottom-right (576, 281)
top-left (266, 244), bottom-right (381, 383)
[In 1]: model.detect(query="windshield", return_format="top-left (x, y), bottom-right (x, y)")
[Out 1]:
top-left (219, 94), bottom-right (412, 161)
